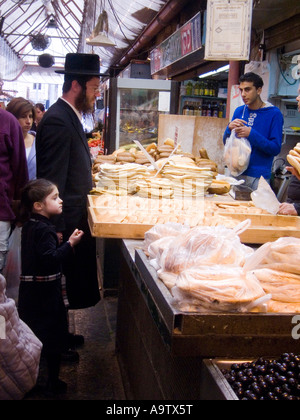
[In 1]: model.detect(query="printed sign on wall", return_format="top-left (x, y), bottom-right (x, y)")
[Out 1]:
top-left (205, 0), bottom-right (253, 61)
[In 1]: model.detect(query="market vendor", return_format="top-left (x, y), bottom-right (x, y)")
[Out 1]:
top-left (278, 177), bottom-right (300, 216)
top-left (223, 72), bottom-right (284, 190)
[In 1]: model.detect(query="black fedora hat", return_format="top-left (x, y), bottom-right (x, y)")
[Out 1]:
top-left (55, 53), bottom-right (102, 76)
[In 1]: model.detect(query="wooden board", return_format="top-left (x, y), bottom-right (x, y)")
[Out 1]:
top-left (88, 207), bottom-right (153, 239)
top-left (192, 116), bottom-right (229, 173)
top-left (220, 212), bottom-right (300, 244)
top-left (157, 114), bottom-right (196, 152)
top-left (157, 114), bottom-right (229, 173)
top-left (219, 212), bottom-right (300, 228)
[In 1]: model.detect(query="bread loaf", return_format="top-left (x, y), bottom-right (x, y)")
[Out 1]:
top-left (287, 144), bottom-right (300, 175)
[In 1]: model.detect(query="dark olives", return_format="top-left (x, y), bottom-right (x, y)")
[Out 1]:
top-left (223, 353), bottom-right (300, 400)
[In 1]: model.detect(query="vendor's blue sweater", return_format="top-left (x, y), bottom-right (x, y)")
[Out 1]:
top-left (223, 104), bottom-right (284, 179)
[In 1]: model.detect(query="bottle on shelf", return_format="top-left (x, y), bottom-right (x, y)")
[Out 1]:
top-left (188, 102), bottom-right (195, 116)
top-left (199, 81), bottom-right (205, 96)
top-left (218, 102), bottom-right (226, 118)
top-left (182, 101), bottom-right (190, 115)
top-left (183, 101), bottom-right (196, 116)
top-left (186, 81), bottom-right (194, 96)
top-left (194, 101), bottom-right (203, 116)
top-left (206, 101), bottom-right (212, 117)
top-left (194, 81), bottom-right (200, 96)
top-left (204, 81), bottom-right (210, 96)
top-left (212, 102), bottom-right (219, 117)
top-left (202, 101), bottom-right (207, 116)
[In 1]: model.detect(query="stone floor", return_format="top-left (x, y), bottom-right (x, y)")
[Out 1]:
top-left (24, 296), bottom-right (126, 400)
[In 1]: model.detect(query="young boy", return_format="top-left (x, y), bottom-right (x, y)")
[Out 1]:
top-left (223, 72), bottom-right (284, 190)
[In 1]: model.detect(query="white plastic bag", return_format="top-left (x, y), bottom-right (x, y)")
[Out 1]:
top-left (2, 226), bottom-right (22, 303)
top-left (143, 223), bottom-right (190, 254)
top-left (244, 236), bottom-right (300, 274)
top-left (223, 129), bottom-right (252, 177)
top-left (251, 176), bottom-right (280, 215)
top-left (170, 267), bottom-right (267, 313)
top-left (159, 222), bottom-right (254, 274)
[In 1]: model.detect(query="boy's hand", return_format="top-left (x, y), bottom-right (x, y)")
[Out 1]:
top-left (235, 125), bottom-right (251, 138)
top-left (228, 119), bottom-right (247, 131)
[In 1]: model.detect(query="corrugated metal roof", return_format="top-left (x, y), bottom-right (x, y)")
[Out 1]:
top-left (0, 0), bottom-right (167, 80)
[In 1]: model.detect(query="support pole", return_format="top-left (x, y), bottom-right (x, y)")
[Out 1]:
top-left (226, 61), bottom-right (240, 119)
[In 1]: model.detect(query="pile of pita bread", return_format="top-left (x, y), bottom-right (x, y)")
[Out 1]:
top-left (158, 156), bottom-right (214, 198)
top-left (91, 139), bottom-right (232, 198)
top-left (136, 178), bottom-right (174, 199)
top-left (93, 163), bottom-right (151, 195)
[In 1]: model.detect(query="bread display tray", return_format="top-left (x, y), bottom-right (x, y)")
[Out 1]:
top-left (87, 195), bottom-right (300, 244)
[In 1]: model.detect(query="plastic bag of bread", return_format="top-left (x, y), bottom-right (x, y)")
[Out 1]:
top-left (244, 237), bottom-right (300, 313)
top-left (143, 223), bottom-right (190, 255)
top-left (159, 222), bottom-right (253, 274)
top-left (170, 266), bottom-right (267, 313)
top-left (223, 129), bottom-right (252, 177)
top-left (148, 237), bottom-right (175, 271)
top-left (252, 268), bottom-right (300, 303)
top-left (244, 237), bottom-right (300, 275)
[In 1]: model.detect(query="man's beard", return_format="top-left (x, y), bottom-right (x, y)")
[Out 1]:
top-left (75, 88), bottom-right (95, 116)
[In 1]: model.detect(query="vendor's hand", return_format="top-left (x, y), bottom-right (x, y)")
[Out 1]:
top-left (286, 166), bottom-right (300, 181)
top-left (278, 202), bottom-right (298, 216)
top-left (68, 229), bottom-right (84, 247)
top-left (228, 119), bottom-right (248, 131)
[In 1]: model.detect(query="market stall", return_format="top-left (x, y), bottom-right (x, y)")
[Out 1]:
top-left (87, 127), bottom-right (300, 399)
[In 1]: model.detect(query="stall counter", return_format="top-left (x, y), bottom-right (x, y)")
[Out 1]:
top-left (115, 239), bottom-right (299, 400)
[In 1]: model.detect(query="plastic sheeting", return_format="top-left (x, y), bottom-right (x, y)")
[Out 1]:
top-left (1, 0), bottom-right (167, 76)
top-left (0, 38), bottom-right (24, 81)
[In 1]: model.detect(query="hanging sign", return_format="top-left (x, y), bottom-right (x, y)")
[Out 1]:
top-left (205, 0), bottom-right (253, 61)
top-left (150, 12), bottom-right (202, 75)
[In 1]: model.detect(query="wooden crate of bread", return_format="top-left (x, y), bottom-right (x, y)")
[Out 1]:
top-left (87, 194), bottom-right (206, 239)
top-left (219, 212), bottom-right (300, 244)
top-left (87, 194), bottom-right (300, 243)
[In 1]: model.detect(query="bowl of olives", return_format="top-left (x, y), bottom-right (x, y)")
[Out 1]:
top-left (221, 353), bottom-right (300, 400)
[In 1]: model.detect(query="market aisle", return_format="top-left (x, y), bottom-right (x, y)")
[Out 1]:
top-left (24, 296), bottom-right (126, 400)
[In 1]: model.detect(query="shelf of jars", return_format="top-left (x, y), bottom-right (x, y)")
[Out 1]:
top-left (180, 96), bottom-right (227, 118)
top-left (180, 79), bottom-right (227, 118)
